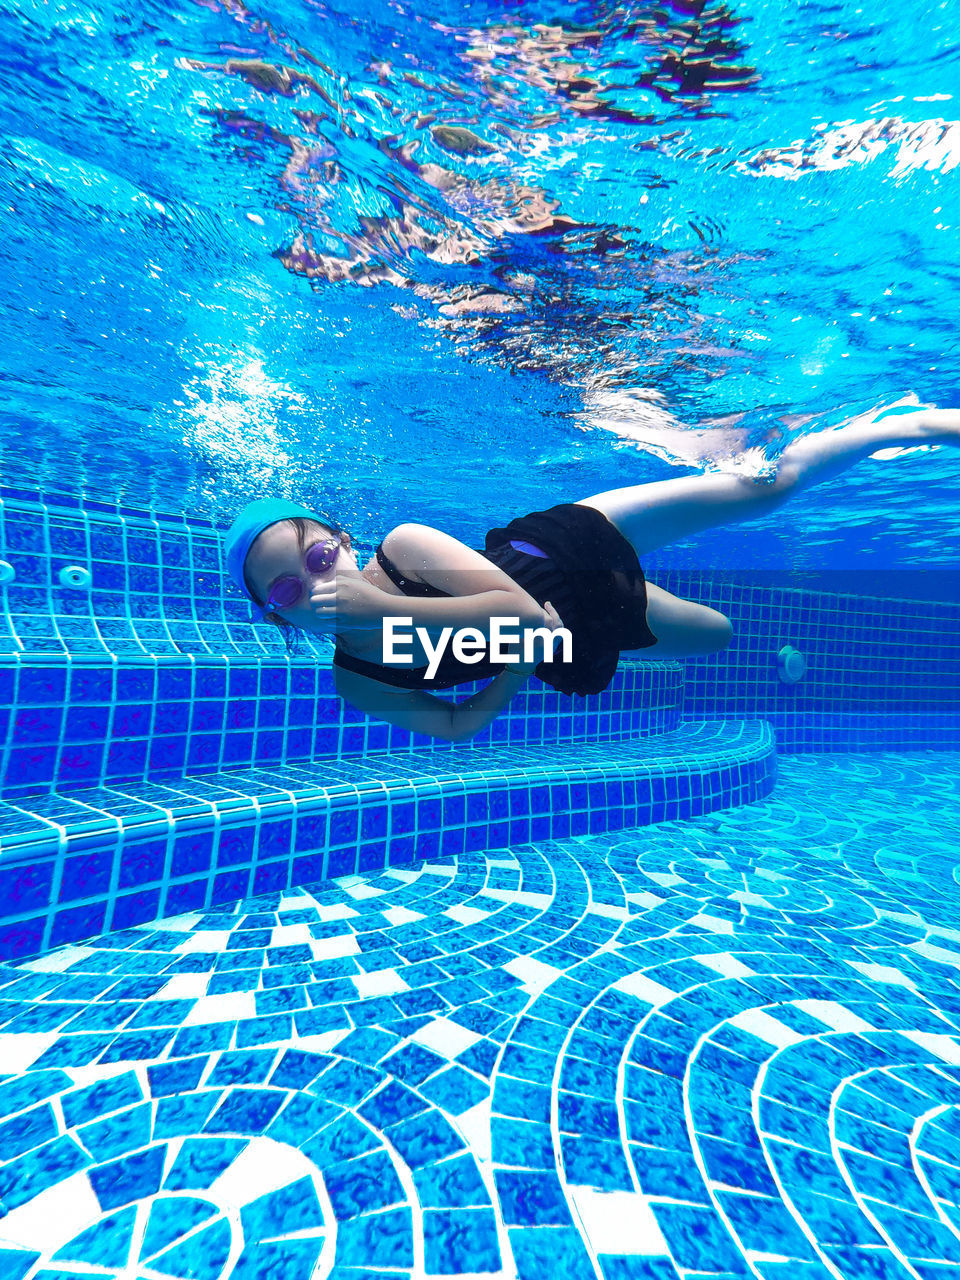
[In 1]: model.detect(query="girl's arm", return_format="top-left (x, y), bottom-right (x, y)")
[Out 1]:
top-left (317, 522), bottom-right (554, 636)
top-left (334, 661), bottom-right (537, 743)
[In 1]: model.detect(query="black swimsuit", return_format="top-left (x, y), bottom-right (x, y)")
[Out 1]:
top-left (331, 502), bottom-right (658, 697)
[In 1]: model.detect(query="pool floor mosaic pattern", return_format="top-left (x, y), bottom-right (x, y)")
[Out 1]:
top-left (0, 753), bottom-right (959, 1280)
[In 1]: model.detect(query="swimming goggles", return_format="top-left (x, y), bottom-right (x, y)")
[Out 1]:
top-left (261, 537), bottom-right (340, 616)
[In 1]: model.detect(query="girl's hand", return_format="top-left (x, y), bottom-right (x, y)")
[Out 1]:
top-left (310, 572), bottom-right (390, 631)
top-left (509, 600), bottom-right (566, 675)
top-left (540, 599), bottom-right (565, 644)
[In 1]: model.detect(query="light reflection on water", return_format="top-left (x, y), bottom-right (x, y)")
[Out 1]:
top-left (0, 0), bottom-right (956, 570)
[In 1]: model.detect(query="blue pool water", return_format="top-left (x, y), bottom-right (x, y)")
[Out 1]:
top-left (1, 0), bottom-right (960, 1277)
top-left (0, 0), bottom-right (958, 577)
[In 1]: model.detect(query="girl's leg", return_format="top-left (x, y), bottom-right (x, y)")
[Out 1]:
top-left (577, 400), bottom-right (952, 557)
top-left (633, 581), bottom-right (734, 659)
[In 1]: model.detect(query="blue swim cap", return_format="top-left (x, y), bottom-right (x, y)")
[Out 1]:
top-left (224, 498), bottom-right (331, 601)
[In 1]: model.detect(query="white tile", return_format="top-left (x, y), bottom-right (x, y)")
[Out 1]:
top-left (314, 903), bottom-right (360, 922)
top-left (845, 960), bottom-right (918, 991)
top-left (793, 1000), bottom-right (874, 1034)
top-left (455, 1098), bottom-right (492, 1164)
top-left (754, 868), bottom-right (793, 883)
top-left (443, 904), bottom-right (490, 926)
top-left (0, 1171), bottom-right (102, 1252)
top-left (62, 1062), bottom-right (132, 1089)
top-left (930, 924), bottom-right (960, 945)
top-left (310, 933), bottom-right (360, 961)
top-left (294, 1028), bottom-right (350, 1054)
top-left (381, 906), bottom-right (425, 926)
top-left (503, 955), bottom-right (562, 995)
top-left (183, 991), bottom-right (256, 1026)
top-left (729, 890), bottom-right (773, 909)
top-left (909, 940), bottom-right (960, 968)
top-left (689, 913), bottom-right (735, 935)
top-left (645, 872), bottom-right (685, 888)
top-left (210, 1135), bottom-right (319, 1206)
top-left (612, 972), bottom-right (677, 1007)
top-left (149, 911), bottom-right (204, 932)
top-left (876, 907), bottom-right (924, 927)
top-left (728, 1009), bottom-right (804, 1048)
top-left (0, 1032), bottom-right (59, 1074)
top-left (20, 945), bottom-right (98, 973)
top-left (626, 891), bottom-right (665, 911)
top-left (270, 922), bottom-right (314, 947)
top-left (700, 858), bottom-right (731, 871)
top-left (279, 893), bottom-right (317, 910)
top-left (694, 953), bottom-right (755, 979)
top-left (487, 857), bottom-right (520, 869)
top-left (899, 1031), bottom-right (960, 1064)
top-left (411, 1017), bottom-right (482, 1059)
top-left (485, 889), bottom-right (553, 910)
top-left (174, 930), bottom-right (231, 954)
top-left (342, 882), bottom-right (386, 901)
top-left (155, 972), bottom-right (210, 1000)
top-left (589, 904), bottom-right (631, 922)
top-left (421, 863), bottom-right (457, 877)
top-left (351, 968), bottom-right (410, 998)
top-left (569, 1186), bottom-right (669, 1256)
top-left (382, 869), bottom-right (420, 884)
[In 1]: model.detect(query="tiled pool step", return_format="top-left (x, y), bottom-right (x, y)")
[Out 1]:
top-left (0, 720), bottom-right (776, 961)
top-left (1, 657), bottom-right (683, 799)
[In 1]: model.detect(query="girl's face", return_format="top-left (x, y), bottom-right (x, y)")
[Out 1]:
top-left (245, 519), bottom-right (357, 633)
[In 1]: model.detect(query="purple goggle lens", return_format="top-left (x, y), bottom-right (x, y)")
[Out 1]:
top-left (264, 539), bottom-right (339, 613)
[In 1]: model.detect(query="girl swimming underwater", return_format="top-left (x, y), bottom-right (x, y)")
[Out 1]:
top-left (224, 400), bottom-right (958, 742)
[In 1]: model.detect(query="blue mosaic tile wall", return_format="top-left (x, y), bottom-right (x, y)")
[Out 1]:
top-left (0, 657), bottom-right (679, 800)
top-left (0, 752), bottom-right (957, 1279)
top-left (1, 488), bottom-right (956, 791)
top-left (667, 570), bottom-right (960, 753)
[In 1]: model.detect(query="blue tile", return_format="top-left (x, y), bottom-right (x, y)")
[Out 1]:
top-left (423, 1208), bottom-right (500, 1274)
top-left (147, 1216), bottom-right (231, 1279)
top-left (230, 1237), bottom-right (326, 1280)
top-left (147, 1055), bottom-right (208, 1097)
top-left (203, 1088), bottom-right (286, 1134)
top-left (78, 1102), bottom-right (152, 1161)
top-left (335, 1208), bottom-right (414, 1269)
top-left (141, 1197), bottom-right (218, 1259)
top-left (561, 1135), bottom-right (634, 1191)
top-left (303, 1115), bottom-right (381, 1166)
top-left (496, 1169), bottom-right (572, 1226)
top-left (207, 1049), bottom-right (277, 1086)
top-left (53, 1206), bottom-right (137, 1268)
top-left (154, 1092), bottom-right (222, 1138)
top-left (715, 1191), bottom-right (817, 1260)
top-left (0, 1136), bottom-right (91, 1210)
top-left (0, 1249), bottom-right (40, 1280)
top-left (651, 1203), bottom-right (748, 1272)
top-left (509, 1226), bottom-right (595, 1280)
top-left (163, 1136), bottom-right (248, 1190)
top-left (324, 1150), bottom-right (406, 1220)
top-left (89, 1144), bottom-right (166, 1210)
top-left (241, 1176), bottom-right (326, 1240)
top-left (357, 1081), bottom-right (427, 1129)
top-left (418, 1065), bottom-right (489, 1115)
top-left (413, 1154), bottom-right (492, 1209)
top-left (599, 1259), bottom-right (680, 1280)
top-left (0, 1102), bottom-right (59, 1158)
top-left (387, 1110), bottom-right (465, 1169)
